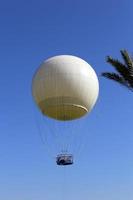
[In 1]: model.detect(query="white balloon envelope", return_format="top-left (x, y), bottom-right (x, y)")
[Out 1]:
top-left (32, 55), bottom-right (99, 121)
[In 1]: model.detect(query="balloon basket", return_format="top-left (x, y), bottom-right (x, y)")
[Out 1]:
top-left (56, 154), bottom-right (73, 166)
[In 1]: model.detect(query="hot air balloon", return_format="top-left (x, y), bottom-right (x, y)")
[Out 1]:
top-left (32, 55), bottom-right (99, 165)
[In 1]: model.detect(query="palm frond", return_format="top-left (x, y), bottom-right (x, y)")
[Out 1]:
top-left (120, 50), bottom-right (133, 76)
top-left (102, 50), bottom-right (133, 91)
top-left (120, 50), bottom-right (133, 66)
top-left (127, 78), bottom-right (133, 88)
top-left (101, 72), bottom-right (130, 88)
top-left (106, 56), bottom-right (130, 81)
top-left (102, 72), bottom-right (125, 83)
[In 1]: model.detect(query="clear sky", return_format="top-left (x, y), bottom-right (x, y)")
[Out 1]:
top-left (0, 0), bottom-right (133, 199)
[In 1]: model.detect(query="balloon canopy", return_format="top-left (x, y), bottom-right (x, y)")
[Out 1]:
top-left (32, 55), bottom-right (99, 121)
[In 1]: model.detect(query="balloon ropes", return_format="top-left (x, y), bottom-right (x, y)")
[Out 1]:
top-left (32, 55), bottom-right (99, 166)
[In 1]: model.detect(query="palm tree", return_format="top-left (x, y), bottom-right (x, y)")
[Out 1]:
top-left (102, 50), bottom-right (133, 91)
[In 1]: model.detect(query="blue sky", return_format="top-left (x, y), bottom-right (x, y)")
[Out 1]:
top-left (0, 0), bottom-right (133, 199)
